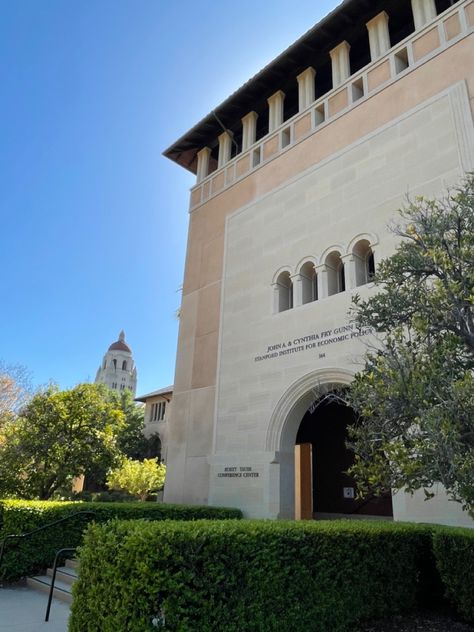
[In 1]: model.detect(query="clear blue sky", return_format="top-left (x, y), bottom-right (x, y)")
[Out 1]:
top-left (0, 0), bottom-right (336, 395)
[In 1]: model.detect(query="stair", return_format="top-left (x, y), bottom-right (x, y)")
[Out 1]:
top-left (26, 558), bottom-right (78, 604)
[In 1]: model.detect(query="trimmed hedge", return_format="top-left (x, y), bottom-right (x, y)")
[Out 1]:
top-left (0, 500), bottom-right (242, 582)
top-left (70, 519), bottom-right (437, 632)
top-left (433, 527), bottom-right (474, 621)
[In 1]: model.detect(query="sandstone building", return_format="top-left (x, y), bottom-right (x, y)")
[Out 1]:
top-left (163, 0), bottom-right (474, 526)
top-left (135, 385), bottom-right (173, 463)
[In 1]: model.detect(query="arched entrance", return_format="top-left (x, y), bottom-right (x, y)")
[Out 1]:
top-left (266, 369), bottom-right (393, 519)
top-left (296, 393), bottom-right (393, 518)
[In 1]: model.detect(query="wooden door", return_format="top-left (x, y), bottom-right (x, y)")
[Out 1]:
top-left (295, 443), bottom-right (312, 519)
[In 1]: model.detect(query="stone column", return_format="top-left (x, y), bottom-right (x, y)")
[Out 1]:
top-left (411, 0), bottom-right (437, 30)
top-left (341, 253), bottom-right (356, 290)
top-left (196, 147), bottom-right (211, 183)
top-left (272, 283), bottom-right (280, 314)
top-left (241, 111), bottom-right (258, 151)
top-left (366, 12), bottom-right (391, 61)
top-left (292, 273), bottom-right (303, 307)
top-left (315, 264), bottom-right (328, 299)
top-left (217, 130), bottom-right (233, 169)
top-left (329, 41), bottom-right (351, 88)
top-left (296, 67), bottom-right (316, 112)
top-left (268, 90), bottom-right (285, 133)
top-left (369, 245), bottom-right (377, 280)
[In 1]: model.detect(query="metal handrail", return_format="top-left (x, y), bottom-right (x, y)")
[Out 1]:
top-left (45, 547), bottom-right (76, 622)
top-left (0, 510), bottom-right (95, 572)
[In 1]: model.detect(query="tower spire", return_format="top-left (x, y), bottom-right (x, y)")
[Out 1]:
top-left (95, 330), bottom-right (137, 395)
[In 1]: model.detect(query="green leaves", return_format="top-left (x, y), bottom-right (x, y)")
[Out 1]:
top-left (69, 519), bottom-right (461, 632)
top-left (0, 384), bottom-right (125, 500)
top-left (107, 389), bottom-right (149, 460)
top-left (433, 528), bottom-right (474, 621)
top-left (354, 175), bottom-right (474, 349)
top-left (347, 174), bottom-right (474, 517)
top-left (107, 458), bottom-right (166, 501)
top-left (0, 499), bottom-right (242, 581)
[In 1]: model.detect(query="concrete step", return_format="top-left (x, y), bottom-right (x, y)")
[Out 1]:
top-left (46, 565), bottom-right (78, 586)
top-left (26, 575), bottom-right (73, 604)
top-left (65, 558), bottom-right (79, 571)
top-left (26, 558), bottom-right (78, 606)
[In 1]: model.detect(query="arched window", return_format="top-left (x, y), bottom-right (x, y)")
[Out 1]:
top-left (275, 271), bottom-right (293, 312)
top-left (122, 360), bottom-right (127, 371)
top-left (325, 251), bottom-right (345, 296)
top-left (353, 240), bottom-right (375, 286)
top-left (113, 359), bottom-right (117, 370)
top-left (300, 262), bottom-right (318, 304)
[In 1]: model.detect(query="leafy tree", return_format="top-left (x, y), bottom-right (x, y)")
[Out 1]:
top-left (138, 432), bottom-right (162, 460)
top-left (106, 457), bottom-right (166, 501)
top-left (107, 389), bottom-right (146, 458)
top-left (0, 361), bottom-right (31, 422)
top-left (347, 175), bottom-right (474, 517)
top-left (84, 390), bottom-right (162, 491)
top-left (106, 389), bottom-right (162, 460)
top-left (0, 383), bottom-right (125, 499)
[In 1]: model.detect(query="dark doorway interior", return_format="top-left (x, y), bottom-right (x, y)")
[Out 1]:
top-left (296, 395), bottom-right (393, 517)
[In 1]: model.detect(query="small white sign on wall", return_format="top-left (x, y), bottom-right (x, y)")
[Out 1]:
top-left (343, 487), bottom-right (355, 499)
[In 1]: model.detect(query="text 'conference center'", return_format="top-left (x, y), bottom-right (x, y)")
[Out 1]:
top-left (163, 0), bottom-right (474, 526)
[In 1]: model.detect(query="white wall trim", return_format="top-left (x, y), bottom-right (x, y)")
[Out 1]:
top-left (265, 367), bottom-right (355, 453)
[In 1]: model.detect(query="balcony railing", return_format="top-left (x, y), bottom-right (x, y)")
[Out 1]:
top-left (190, 0), bottom-right (474, 210)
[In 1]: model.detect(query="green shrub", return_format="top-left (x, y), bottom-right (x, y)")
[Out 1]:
top-left (0, 499), bottom-right (242, 582)
top-left (70, 519), bottom-right (434, 632)
top-left (433, 527), bottom-right (474, 622)
top-left (71, 490), bottom-right (138, 502)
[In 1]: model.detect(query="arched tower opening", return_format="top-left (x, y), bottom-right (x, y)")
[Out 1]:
top-left (325, 251), bottom-right (345, 296)
top-left (300, 261), bottom-right (318, 304)
top-left (275, 271), bottom-right (293, 312)
top-left (353, 239), bottom-right (375, 286)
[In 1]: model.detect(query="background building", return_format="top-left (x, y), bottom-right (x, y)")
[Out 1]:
top-left (163, 0), bottom-right (474, 526)
top-left (135, 386), bottom-right (173, 463)
top-left (95, 330), bottom-right (137, 395)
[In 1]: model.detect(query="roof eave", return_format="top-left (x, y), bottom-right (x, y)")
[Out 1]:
top-left (162, 0), bottom-right (360, 173)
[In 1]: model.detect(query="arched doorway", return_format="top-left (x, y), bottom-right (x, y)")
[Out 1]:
top-left (266, 369), bottom-right (393, 519)
top-left (296, 393), bottom-right (393, 518)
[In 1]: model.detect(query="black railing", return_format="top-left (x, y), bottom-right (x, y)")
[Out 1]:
top-left (45, 547), bottom-right (76, 622)
top-left (0, 510), bottom-right (96, 572)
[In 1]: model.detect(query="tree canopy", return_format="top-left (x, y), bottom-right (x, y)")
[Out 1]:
top-left (82, 389), bottom-right (161, 492)
top-left (107, 457), bottom-right (166, 501)
top-left (0, 383), bottom-right (125, 499)
top-left (347, 175), bottom-right (474, 517)
top-left (110, 389), bottom-right (146, 457)
top-left (0, 361), bottom-right (31, 421)
top-left (108, 389), bottom-right (160, 460)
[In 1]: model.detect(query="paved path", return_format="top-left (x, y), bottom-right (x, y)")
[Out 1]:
top-left (0, 587), bottom-right (69, 632)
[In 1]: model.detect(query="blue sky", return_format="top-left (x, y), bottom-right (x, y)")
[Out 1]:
top-left (0, 0), bottom-right (336, 395)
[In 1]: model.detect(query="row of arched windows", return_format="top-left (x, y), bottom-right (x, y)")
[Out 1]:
top-left (103, 359), bottom-right (129, 371)
top-left (274, 238), bottom-right (375, 313)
